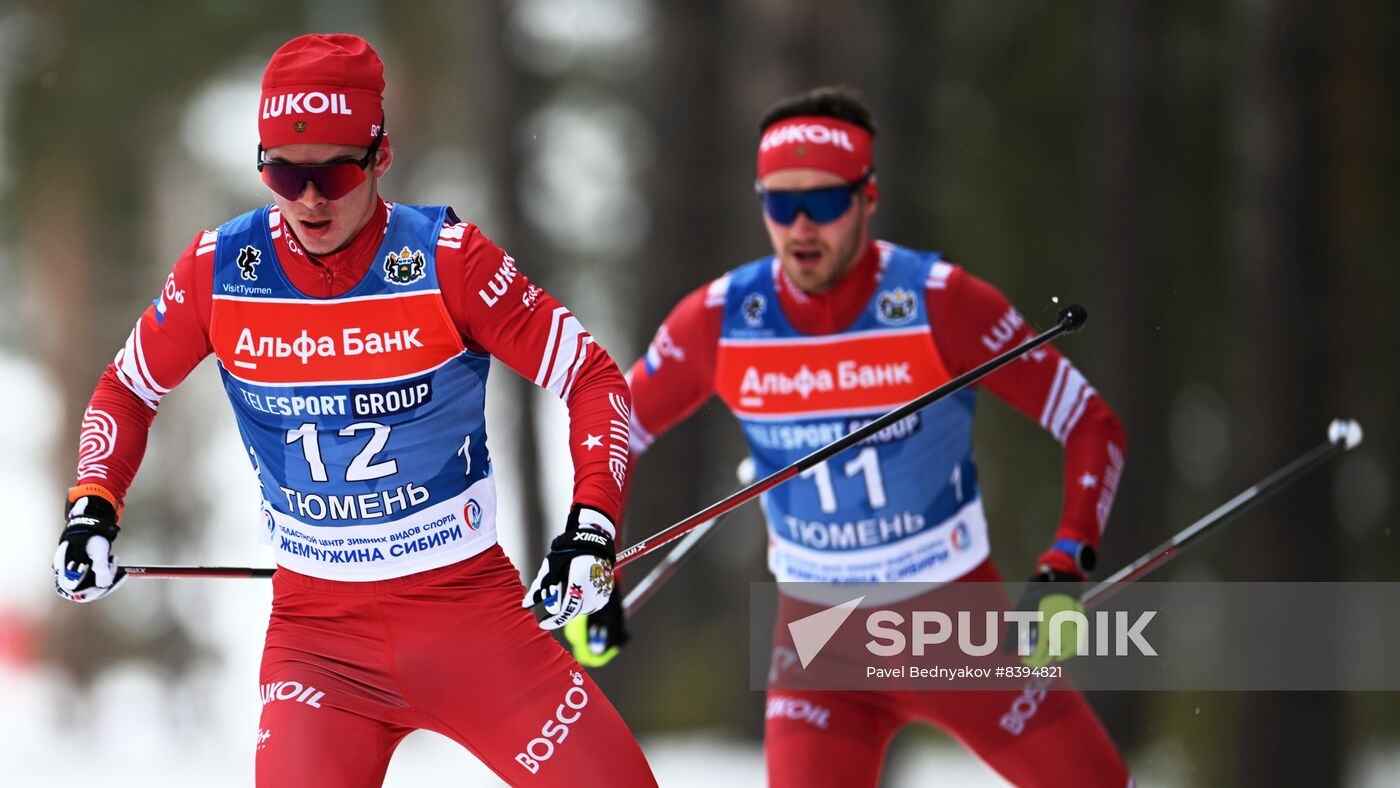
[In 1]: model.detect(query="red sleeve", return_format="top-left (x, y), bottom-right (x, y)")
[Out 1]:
top-left (437, 223), bottom-right (631, 527)
top-left (929, 266), bottom-right (1126, 578)
top-left (623, 280), bottom-right (724, 454)
top-left (75, 234), bottom-right (215, 510)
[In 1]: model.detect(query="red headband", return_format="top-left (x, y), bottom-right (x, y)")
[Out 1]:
top-left (757, 116), bottom-right (873, 182)
top-left (259, 34), bottom-right (385, 150)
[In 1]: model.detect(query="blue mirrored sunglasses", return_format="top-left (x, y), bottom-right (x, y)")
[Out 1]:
top-left (755, 173), bottom-right (871, 226)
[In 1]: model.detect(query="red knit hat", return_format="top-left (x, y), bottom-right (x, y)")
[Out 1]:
top-left (259, 34), bottom-right (385, 149)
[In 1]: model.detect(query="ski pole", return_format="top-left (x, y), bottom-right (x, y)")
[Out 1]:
top-left (616, 304), bottom-right (1089, 569)
top-left (623, 458), bottom-right (756, 616)
top-left (1081, 418), bottom-right (1363, 608)
top-left (122, 304), bottom-right (1092, 584)
top-left (120, 462), bottom-right (759, 585)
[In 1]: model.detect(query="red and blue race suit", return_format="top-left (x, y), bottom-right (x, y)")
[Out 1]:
top-left (72, 199), bottom-right (656, 786)
top-left (628, 240), bottom-right (1131, 787)
top-left (712, 244), bottom-right (989, 588)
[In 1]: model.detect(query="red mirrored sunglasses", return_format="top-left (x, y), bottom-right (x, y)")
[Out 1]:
top-left (256, 125), bottom-right (385, 201)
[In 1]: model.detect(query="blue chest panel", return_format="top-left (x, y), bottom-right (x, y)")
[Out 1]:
top-left (715, 245), bottom-right (981, 559)
top-left (210, 205), bottom-right (492, 530)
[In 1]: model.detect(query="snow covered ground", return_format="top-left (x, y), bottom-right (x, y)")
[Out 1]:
top-left (3, 678), bottom-right (1400, 788)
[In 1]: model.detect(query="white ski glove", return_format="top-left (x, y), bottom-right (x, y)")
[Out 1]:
top-left (54, 495), bottom-right (128, 603)
top-left (523, 505), bottom-right (616, 630)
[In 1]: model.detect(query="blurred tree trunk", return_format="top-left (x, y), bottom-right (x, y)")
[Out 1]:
top-left (476, 0), bottom-right (548, 566)
top-left (611, 0), bottom-right (764, 733)
top-left (1332, 0), bottom-right (1400, 585)
top-left (815, 2), bottom-right (938, 248)
top-left (23, 157), bottom-right (103, 679)
top-left (7, 0), bottom-right (295, 679)
top-left (1226, 0), bottom-right (1344, 785)
top-left (1084, 0), bottom-right (1161, 755)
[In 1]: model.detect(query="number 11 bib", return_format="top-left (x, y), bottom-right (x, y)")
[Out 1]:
top-left (714, 242), bottom-right (991, 584)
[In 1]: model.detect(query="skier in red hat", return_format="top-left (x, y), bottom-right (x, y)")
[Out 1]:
top-left (52, 33), bottom-right (657, 787)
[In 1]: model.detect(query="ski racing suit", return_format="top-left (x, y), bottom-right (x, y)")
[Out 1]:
top-left (627, 240), bottom-right (1132, 787)
top-left (73, 199), bottom-right (656, 787)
